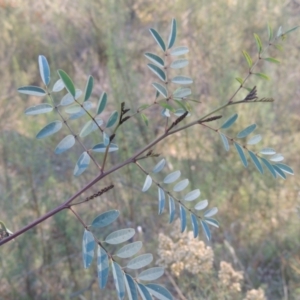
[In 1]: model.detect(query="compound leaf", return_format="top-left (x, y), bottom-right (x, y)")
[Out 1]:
top-left (260, 148), bottom-right (276, 155)
top-left (127, 253), bottom-right (153, 270)
top-left (168, 196), bottom-right (175, 224)
top-left (38, 55), bottom-right (50, 86)
top-left (170, 46), bottom-right (189, 56)
top-left (184, 189), bottom-right (201, 201)
top-left (84, 75), bottom-right (94, 102)
top-left (273, 165), bottom-right (286, 179)
top-left (97, 92), bottom-right (107, 115)
top-left (194, 199), bottom-right (208, 211)
top-left (147, 64), bottom-right (166, 81)
top-left (173, 179), bottom-right (189, 192)
top-left (158, 188), bottom-right (165, 215)
top-left (190, 213), bottom-right (199, 238)
top-left (149, 28), bottom-right (166, 52)
top-left (247, 134), bottom-right (262, 145)
top-left (146, 284), bottom-right (173, 300)
top-left (152, 82), bottom-right (168, 98)
top-left (201, 220), bottom-right (211, 241)
top-left (138, 267), bottom-right (164, 281)
top-left (105, 228), bottom-right (135, 245)
top-left (124, 274), bottom-right (138, 300)
top-left (116, 241), bottom-right (143, 259)
top-left (270, 153), bottom-right (284, 162)
top-left (141, 113), bottom-right (149, 126)
top-left (103, 131), bottom-right (110, 146)
top-left (260, 157), bottom-right (277, 178)
top-left (52, 79), bottom-right (64, 92)
top-left (112, 261), bottom-right (125, 300)
top-left (173, 88), bottom-right (191, 98)
top-left (170, 59), bottom-right (188, 69)
top-left (179, 205), bottom-right (186, 232)
top-left (74, 152), bottom-right (90, 176)
top-left (57, 69), bottom-right (76, 97)
top-left (163, 170), bottom-right (181, 184)
top-left (82, 229), bottom-right (95, 269)
top-left (237, 124), bottom-right (256, 138)
top-left (248, 150), bottom-right (263, 174)
top-left (264, 57), bottom-right (280, 64)
top-left (204, 207), bottom-right (218, 218)
top-left (92, 143), bottom-right (119, 153)
top-left (221, 113), bottom-right (238, 129)
top-left (219, 132), bottom-right (229, 151)
top-left (144, 53), bottom-right (164, 68)
top-left (267, 23), bottom-right (273, 41)
top-left (18, 86), bottom-right (46, 97)
top-left (25, 103), bottom-right (53, 115)
top-left (80, 118), bottom-right (103, 138)
top-left (254, 33), bottom-right (263, 53)
top-left (142, 175), bottom-right (152, 192)
top-left (204, 218), bottom-right (219, 228)
top-left (254, 73), bottom-right (270, 80)
top-left (152, 159), bottom-right (166, 173)
top-left (234, 143), bottom-right (248, 167)
top-left (137, 283), bottom-right (152, 300)
top-left (36, 121), bottom-right (62, 139)
top-left (54, 135), bottom-right (75, 154)
top-left (167, 19), bottom-right (177, 49)
top-left (242, 50), bottom-right (253, 68)
top-left (97, 246), bottom-right (109, 289)
top-left (106, 111), bottom-right (119, 128)
top-left (275, 163), bottom-right (294, 175)
top-left (91, 210), bottom-right (120, 228)
top-left (172, 76), bottom-right (193, 85)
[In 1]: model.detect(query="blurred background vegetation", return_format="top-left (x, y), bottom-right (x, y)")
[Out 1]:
top-left (0, 0), bottom-right (300, 299)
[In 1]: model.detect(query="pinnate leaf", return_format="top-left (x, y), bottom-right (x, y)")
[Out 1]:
top-left (116, 241), bottom-right (143, 259)
top-left (163, 170), bottom-right (181, 184)
top-left (237, 124), bottom-right (256, 138)
top-left (138, 267), bottom-right (164, 281)
top-left (195, 199), bottom-right (208, 210)
top-left (84, 75), bottom-right (94, 102)
top-left (82, 229), bottom-right (95, 269)
top-left (142, 175), bottom-right (152, 192)
top-left (184, 189), bottom-right (200, 201)
top-left (105, 228), bottom-right (135, 245)
top-left (18, 86), bottom-right (46, 97)
top-left (36, 121), bottom-right (62, 139)
top-left (221, 113), bottom-right (238, 129)
top-left (167, 19), bottom-right (177, 49)
top-left (127, 253), bottom-right (153, 270)
top-left (146, 284), bottom-right (173, 300)
top-left (74, 152), bottom-right (90, 176)
top-left (55, 135), bottom-right (75, 154)
top-left (57, 69), bottom-right (76, 97)
top-left (25, 104), bottom-right (53, 115)
top-left (149, 28), bottom-right (166, 52)
top-left (144, 53), bottom-right (164, 68)
top-left (38, 55), bottom-right (50, 85)
top-left (91, 210), bottom-right (120, 228)
top-left (190, 213), bottom-right (199, 238)
top-left (173, 179), bottom-right (189, 192)
top-left (152, 159), bottom-right (166, 173)
top-left (170, 46), bottom-right (189, 56)
top-left (112, 261), bottom-right (125, 300)
top-left (97, 246), bottom-right (109, 289)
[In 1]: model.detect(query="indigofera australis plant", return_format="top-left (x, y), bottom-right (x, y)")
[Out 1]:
top-left (0, 20), bottom-right (298, 299)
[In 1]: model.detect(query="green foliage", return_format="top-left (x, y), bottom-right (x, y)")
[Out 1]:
top-left (1, 13), bottom-right (298, 299)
